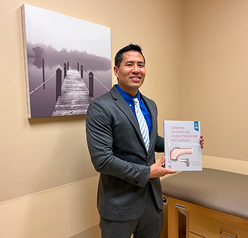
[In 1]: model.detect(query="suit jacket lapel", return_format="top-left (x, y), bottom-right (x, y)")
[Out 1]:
top-left (110, 86), bottom-right (147, 151)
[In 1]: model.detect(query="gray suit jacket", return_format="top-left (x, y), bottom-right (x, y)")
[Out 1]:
top-left (86, 85), bottom-right (164, 221)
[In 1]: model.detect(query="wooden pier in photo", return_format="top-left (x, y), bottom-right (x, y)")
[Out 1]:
top-left (52, 69), bottom-right (93, 116)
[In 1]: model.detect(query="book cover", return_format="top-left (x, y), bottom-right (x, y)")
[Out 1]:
top-left (164, 120), bottom-right (202, 171)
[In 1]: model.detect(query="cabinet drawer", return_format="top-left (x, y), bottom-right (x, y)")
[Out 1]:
top-left (189, 212), bottom-right (248, 238)
top-left (189, 232), bottom-right (203, 238)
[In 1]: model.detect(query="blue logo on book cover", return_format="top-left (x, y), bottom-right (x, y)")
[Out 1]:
top-left (194, 121), bottom-right (199, 131)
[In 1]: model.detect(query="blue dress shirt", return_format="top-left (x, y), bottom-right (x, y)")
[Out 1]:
top-left (116, 85), bottom-right (152, 135)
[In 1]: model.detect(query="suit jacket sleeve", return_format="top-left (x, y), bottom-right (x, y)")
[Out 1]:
top-left (155, 135), bottom-right (164, 152)
top-left (86, 98), bottom-right (151, 188)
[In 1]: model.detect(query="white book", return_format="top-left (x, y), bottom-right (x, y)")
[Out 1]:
top-left (164, 120), bottom-right (202, 171)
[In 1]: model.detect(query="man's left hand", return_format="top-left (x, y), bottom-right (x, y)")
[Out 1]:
top-left (200, 134), bottom-right (204, 149)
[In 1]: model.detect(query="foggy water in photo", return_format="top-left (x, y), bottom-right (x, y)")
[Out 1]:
top-left (27, 46), bottom-right (112, 118)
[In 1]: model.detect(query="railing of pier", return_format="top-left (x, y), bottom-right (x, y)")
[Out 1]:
top-left (29, 73), bottom-right (55, 95)
top-left (79, 65), bottom-right (110, 98)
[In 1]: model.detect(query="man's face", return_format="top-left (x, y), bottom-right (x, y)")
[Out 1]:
top-left (114, 50), bottom-right (146, 97)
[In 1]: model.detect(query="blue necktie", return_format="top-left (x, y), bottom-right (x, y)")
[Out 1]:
top-left (133, 98), bottom-right (150, 152)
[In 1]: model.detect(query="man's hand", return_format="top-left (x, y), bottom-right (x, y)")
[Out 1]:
top-left (200, 134), bottom-right (204, 149)
top-left (149, 157), bottom-right (176, 178)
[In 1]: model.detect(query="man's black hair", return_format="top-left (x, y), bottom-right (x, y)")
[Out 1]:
top-left (114, 44), bottom-right (146, 67)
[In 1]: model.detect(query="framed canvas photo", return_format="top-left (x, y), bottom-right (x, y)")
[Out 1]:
top-left (22, 4), bottom-right (112, 118)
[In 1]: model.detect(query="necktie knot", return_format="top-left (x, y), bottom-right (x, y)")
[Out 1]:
top-left (133, 98), bottom-right (139, 106)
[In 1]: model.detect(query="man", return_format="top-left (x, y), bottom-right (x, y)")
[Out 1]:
top-left (86, 44), bottom-right (204, 238)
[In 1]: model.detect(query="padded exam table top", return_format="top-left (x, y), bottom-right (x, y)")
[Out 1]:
top-left (161, 168), bottom-right (248, 220)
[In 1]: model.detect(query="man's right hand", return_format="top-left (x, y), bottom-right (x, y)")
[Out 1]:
top-left (149, 157), bottom-right (177, 178)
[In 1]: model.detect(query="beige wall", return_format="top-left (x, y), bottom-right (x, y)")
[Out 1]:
top-left (183, 0), bottom-right (248, 164)
top-left (0, 0), bottom-right (183, 237)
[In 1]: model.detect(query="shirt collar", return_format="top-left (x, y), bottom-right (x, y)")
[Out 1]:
top-left (116, 85), bottom-right (141, 104)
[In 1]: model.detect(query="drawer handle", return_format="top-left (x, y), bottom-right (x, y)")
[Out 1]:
top-left (175, 203), bottom-right (185, 209)
top-left (220, 231), bottom-right (237, 238)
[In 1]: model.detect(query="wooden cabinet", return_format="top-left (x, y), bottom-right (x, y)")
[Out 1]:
top-left (189, 212), bottom-right (248, 238)
top-left (165, 197), bottom-right (248, 238)
top-left (161, 169), bottom-right (248, 238)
